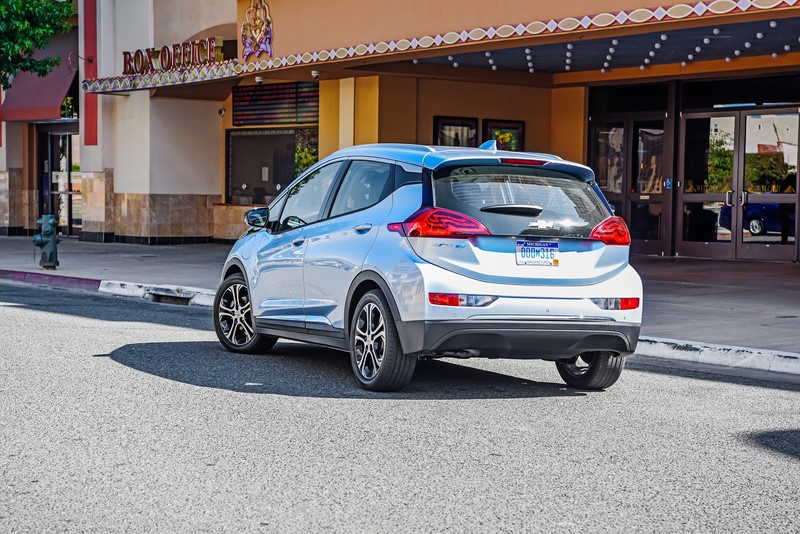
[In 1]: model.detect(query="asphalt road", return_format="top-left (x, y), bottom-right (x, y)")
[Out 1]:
top-left (1, 282), bottom-right (798, 533)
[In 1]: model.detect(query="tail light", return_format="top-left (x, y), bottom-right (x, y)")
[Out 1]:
top-left (429, 293), bottom-right (498, 307)
top-left (591, 297), bottom-right (640, 310)
top-left (590, 216), bottom-right (631, 246)
top-left (389, 207), bottom-right (490, 238)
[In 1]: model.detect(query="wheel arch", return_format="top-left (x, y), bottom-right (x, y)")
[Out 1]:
top-left (345, 271), bottom-right (406, 350)
top-left (222, 258), bottom-right (247, 282)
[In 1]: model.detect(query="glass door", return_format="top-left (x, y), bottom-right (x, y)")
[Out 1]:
top-left (676, 110), bottom-right (798, 261)
top-left (735, 111), bottom-right (797, 261)
top-left (592, 117), bottom-right (671, 255)
top-left (48, 133), bottom-right (82, 236)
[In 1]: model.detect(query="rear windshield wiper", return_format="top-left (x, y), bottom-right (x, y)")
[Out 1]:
top-left (479, 204), bottom-right (543, 217)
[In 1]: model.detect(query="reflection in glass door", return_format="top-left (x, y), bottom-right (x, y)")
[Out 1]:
top-left (737, 112), bottom-right (797, 260)
top-left (592, 118), bottom-right (670, 255)
top-left (48, 134), bottom-right (82, 236)
top-left (676, 111), bottom-right (798, 261)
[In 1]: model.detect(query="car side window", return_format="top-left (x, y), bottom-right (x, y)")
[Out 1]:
top-left (330, 161), bottom-right (393, 218)
top-left (276, 162), bottom-right (342, 232)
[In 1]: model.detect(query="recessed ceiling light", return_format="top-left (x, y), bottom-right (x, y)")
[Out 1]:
top-left (713, 28), bottom-right (720, 35)
top-left (566, 52), bottom-right (572, 58)
top-left (785, 45), bottom-right (792, 52)
top-left (655, 43), bottom-right (662, 49)
top-left (524, 48), bottom-right (531, 54)
top-left (603, 62), bottom-right (609, 67)
top-left (772, 52), bottom-right (778, 58)
top-left (412, 59), bottom-right (418, 64)
top-left (526, 55), bottom-right (532, 61)
top-left (725, 57), bottom-right (731, 62)
top-left (567, 43), bottom-right (574, 50)
top-left (565, 65), bottom-right (571, 70)
top-left (644, 58), bottom-right (651, 64)
top-left (734, 50), bottom-right (741, 56)
top-left (756, 33), bottom-right (764, 39)
top-left (703, 38), bottom-right (711, 45)
top-left (529, 68), bottom-right (534, 73)
top-left (485, 51), bottom-right (492, 57)
top-left (649, 51), bottom-right (656, 57)
top-left (601, 68), bottom-right (606, 73)
top-left (640, 65), bottom-right (646, 70)
top-left (453, 62), bottom-right (459, 68)
top-left (488, 58), bottom-right (494, 64)
top-left (688, 54), bottom-right (694, 60)
top-left (447, 56), bottom-right (453, 61)
top-left (695, 46), bottom-right (702, 53)
top-left (745, 42), bottom-right (752, 48)
top-left (770, 21), bottom-right (777, 28)
top-left (565, 59), bottom-right (571, 64)
top-left (609, 47), bottom-right (615, 53)
top-left (661, 34), bottom-right (668, 41)
top-left (612, 39), bottom-right (619, 46)
top-left (606, 54), bottom-right (612, 60)
top-left (681, 61), bottom-right (687, 67)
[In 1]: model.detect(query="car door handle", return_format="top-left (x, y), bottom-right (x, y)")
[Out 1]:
top-left (291, 237), bottom-right (305, 246)
top-left (354, 223), bottom-right (373, 234)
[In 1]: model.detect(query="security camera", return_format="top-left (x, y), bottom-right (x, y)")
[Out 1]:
top-left (217, 108), bottom-right (226, 116)
top-left (311, 70), bottom-right (320, 81)
top-left (254, 76), bottom-right (264, 85)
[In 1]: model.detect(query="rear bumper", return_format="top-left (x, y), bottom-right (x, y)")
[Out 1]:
top-left (397, 319), bottom-right (640, 359)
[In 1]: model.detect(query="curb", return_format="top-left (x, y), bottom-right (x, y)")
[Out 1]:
top-left (0, 269), bottom-right (214, 307)
top-left (636, 336), bottom-right (800, 376)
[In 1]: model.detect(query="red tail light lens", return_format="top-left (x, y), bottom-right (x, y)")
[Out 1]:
top-left (500, 158), bottom-right (548, 166)
top-left (620, 298), bottom-right (640, 310)
top-left (398, 207), bottom-right (490, 238)
top-left (590, 216), bottom-right (631, 246)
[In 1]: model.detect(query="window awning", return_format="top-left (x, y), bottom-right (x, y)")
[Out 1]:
top-left (0, 30), bottom-right (78, 122)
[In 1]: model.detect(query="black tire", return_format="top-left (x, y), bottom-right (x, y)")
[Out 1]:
top-left (349, 290), bottom-right (416, 392)
top-left (213, 273), bottom-right (277, 354)
top-left (555, 351), bottom-right (624, 390)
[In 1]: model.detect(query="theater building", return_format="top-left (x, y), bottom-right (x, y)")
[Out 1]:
top-left (1, 0), bottom-right (799, 261)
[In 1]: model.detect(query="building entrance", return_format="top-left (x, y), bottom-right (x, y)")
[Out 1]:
top-left (676, 110), bottom-right (798, 261)
top-left (37, 123), bottom-right (82, 237)
top-left (592, 115), bottom-right (673, 256)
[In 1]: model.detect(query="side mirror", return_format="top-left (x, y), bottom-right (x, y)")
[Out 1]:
top-left (245, 207), bottom-right (268, 228)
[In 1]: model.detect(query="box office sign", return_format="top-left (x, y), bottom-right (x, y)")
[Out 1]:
top-left (122, 37), bottom-right (224, 75)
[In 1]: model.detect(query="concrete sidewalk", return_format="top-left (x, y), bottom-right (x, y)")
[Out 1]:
top-left (1, 236), bottom-right (798, 376)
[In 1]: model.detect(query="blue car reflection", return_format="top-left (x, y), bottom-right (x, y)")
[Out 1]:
top-left (720, 203), bottom-right (795, 237)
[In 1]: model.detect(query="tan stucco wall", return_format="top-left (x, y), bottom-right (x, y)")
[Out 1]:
top-left (550, 87), bottom-right (587, 163)
top-left (155, 0), bottom-right (236, 45)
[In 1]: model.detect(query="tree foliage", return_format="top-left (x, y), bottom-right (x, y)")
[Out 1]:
top-left (0, 0), bottom-right (74, 90)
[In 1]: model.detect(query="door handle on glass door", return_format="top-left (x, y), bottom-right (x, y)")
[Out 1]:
top-left (354, 223), bottom-right (373, 233)
top-left (725, 190), bottom-right (733, 206)
top-left (739, 191), bottom-right (748, 206)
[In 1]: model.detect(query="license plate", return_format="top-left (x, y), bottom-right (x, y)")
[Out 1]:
top-left (516, 240), bottom-right (559, 266)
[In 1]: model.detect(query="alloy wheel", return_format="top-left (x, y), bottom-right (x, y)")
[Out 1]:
top-left (353, 302), bottom-right (386, 380)
top-left (217, 283), bottom-right (255, 346)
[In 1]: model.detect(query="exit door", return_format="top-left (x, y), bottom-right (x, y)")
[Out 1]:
top-left (676, 110), bottom-right (798, 261)
top-left (592, 115), bottom-right (673, 255)
top-left (39, 130), bottom-right (82, 236)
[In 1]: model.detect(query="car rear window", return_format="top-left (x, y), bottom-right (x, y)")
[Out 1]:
top-left (433, 165), bottom-right (611, 237)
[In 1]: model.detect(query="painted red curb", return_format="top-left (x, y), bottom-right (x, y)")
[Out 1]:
top-left (0, 269), bottom-right (102, 292)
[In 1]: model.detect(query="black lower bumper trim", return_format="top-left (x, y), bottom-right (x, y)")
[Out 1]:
top-left (397, 320), bottom-right (640, 359)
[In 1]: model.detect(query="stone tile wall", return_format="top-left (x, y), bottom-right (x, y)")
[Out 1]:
top-left (0, 168), bottom-right (31, 234)
top-left (114, 193), bottom-right (220, 243)
top-left (213, 204), bottom-right (252, 241)
top-left (81, 170), bottom-right (115, 237)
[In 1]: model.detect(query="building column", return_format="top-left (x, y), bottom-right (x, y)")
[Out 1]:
top-left (550, 87), bottom-right (587, 164)
top-left (0, 122), bottom-right (31, 235)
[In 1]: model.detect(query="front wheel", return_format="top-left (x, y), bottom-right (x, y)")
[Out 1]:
top-left (349, 290), bottom-right (416, 392)
top-left (213, 273), bottom-right (277, 354)
top-left (748, 217), bottom-right (765, 236)
top-left (555, 351), bottom-right (624, 390)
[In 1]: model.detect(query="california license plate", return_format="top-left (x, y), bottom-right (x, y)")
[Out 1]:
top-left (516, 240), bottom-right (559, 266)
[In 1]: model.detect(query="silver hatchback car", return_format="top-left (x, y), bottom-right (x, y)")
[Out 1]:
top-left (214, 143), bottom-right (642, 391)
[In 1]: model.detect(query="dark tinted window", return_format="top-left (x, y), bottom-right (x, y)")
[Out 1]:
top-left (330, 161), bottom-right (393, 217)
top-left (434, 165), bottom-right (610, 238)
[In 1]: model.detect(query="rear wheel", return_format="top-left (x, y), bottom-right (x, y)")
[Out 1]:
top-left (349, 290), bottom-right (416, 391)
top-left (555, 351), bottom-right (624, 390)
top-left (213, 273), bottom-right (277, 354)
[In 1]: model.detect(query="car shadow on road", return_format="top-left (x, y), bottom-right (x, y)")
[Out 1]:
top-left (106, 341), bottom-right (585, 400)
top-left (746, 430), bottom-right (800, 460)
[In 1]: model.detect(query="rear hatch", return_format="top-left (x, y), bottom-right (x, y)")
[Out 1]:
top-left (405, 162), bottom-right (629, 286)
